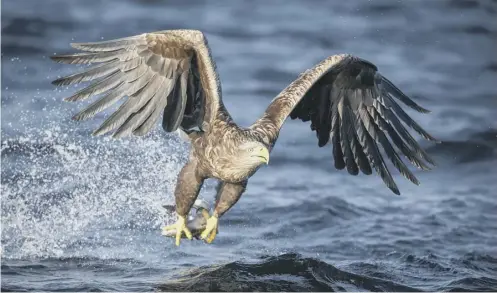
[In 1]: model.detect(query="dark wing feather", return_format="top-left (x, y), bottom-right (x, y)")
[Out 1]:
top-left (177, 53), bottom-right (206, 133)
top-left (255, 54), bottom-right (438, 195)
top-left (50, 30), bottom-right (222, 138)
top-left (356, 107), bottom-right (400, 194)
top-left (330, 97), bottom-right (346, 170)
top-left (162, 71), bottom-right (188, 132)
top-left (339, 98), bottom-right (359, 175)
top-left (347, 106), bottom-right (372, 175)
top-left (359, 104), bottom-right (419, 186)
top-left (317, 86), bottom-right (332, 147)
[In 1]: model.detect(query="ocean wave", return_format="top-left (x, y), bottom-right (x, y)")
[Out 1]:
top-left (444, 277), bottom-right (497, 292)
top-left (3, 252), bottom-right (496, 291)
top-left (157, 253), bottom-right (419, 292)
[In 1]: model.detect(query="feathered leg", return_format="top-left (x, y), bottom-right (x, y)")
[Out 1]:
top-left (200, 181), bottom-right (247, 243)
top-left (162, 161), bottom-right (204, 246)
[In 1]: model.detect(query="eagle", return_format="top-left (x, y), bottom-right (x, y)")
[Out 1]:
top-left (50, 29), bottom-right (438, 246)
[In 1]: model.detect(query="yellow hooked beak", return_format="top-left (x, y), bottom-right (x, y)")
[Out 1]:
top-left (256, 147), bottom-right (270, 165)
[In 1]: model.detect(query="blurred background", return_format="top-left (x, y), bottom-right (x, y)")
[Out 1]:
top-left (2, 0), bottom-right (496, 291)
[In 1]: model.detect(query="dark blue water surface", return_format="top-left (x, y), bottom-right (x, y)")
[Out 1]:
top-left (2, 0), bottom-right (497, 291)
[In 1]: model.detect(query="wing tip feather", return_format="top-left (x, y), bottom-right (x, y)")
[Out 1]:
top-left (72, 112), bottom-right (89, 121)
top-left (91, 129), bottom-right (105, 137)
top-left (391, 186), bottom-right (401, 195)
top-left (111, 131), bottom-right (128, 139)
top-left (50, 55), bottom-right (70, 64)
top-left (70, 42), bottom-right (84, 49)
top-left (70, 42), bottom-right (97, 51)
top-left (420, 132), bottom-right (441, 143)
top-left (409, 101), bottom-right (431, 114)
top-left (63, 96), bottom-right (79, 102)
top-left (419, 108), bottom-right (431, 114)
top-left (51, 78), bottom-right (64, 86)
top-left (90, 130), bottom-right (122, 138)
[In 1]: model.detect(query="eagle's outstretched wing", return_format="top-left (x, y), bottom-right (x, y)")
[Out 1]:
top-left (253, 54), bottom-right (438, 195)
top-left (51, 29), bottom-right (222, 138)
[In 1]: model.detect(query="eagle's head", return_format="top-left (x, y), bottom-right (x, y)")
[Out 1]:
top-left (217, 141), bottom-right (270, 182)
top-left (238, 141), bottom-right (270, 167)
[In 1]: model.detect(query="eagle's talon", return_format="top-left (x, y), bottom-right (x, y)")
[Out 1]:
top-left (205, 229), bottom-right (217, 244)
top-left (200, 216), bottom-right (219, 243)
top-left (162, 215), bottom-right (192, 246)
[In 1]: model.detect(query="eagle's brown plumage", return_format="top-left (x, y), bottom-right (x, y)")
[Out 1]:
top-left (51, 29), bottom-right (438, 246)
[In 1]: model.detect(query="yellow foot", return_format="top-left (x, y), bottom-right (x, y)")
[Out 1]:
top-left (200, 215), bottom-right (219, 244)
top-left (162, 215), bottom-right (192, 246)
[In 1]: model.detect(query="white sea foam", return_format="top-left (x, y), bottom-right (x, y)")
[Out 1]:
top-left (1, 121), bottom-right (188, 259)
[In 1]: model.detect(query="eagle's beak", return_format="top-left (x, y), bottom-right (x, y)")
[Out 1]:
top-left (257, 147), bottom-right (270, 165)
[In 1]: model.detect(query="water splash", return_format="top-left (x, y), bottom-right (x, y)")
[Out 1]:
top-left (1, 120), bottom-right (188, 259)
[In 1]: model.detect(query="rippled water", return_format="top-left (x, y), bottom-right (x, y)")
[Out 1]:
top-left (2, 0), bottom-right (497, 291)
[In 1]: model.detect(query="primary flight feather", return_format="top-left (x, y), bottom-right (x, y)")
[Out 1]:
top-left (51, 29), bottom-right (437, 246)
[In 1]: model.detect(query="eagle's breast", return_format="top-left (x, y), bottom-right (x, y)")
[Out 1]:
top-left (191, 119), bottom-right (258, 183)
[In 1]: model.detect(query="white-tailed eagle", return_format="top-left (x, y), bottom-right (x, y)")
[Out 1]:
top-left (51, 30), bottom-right (438, 246)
